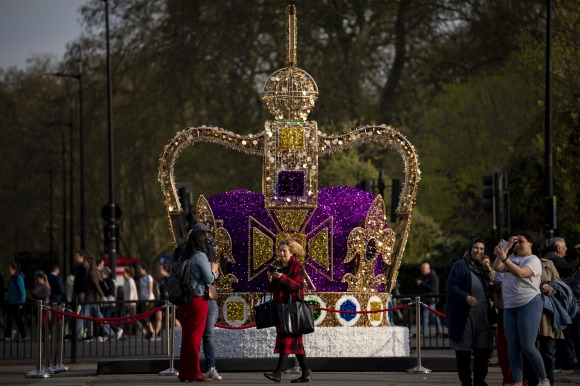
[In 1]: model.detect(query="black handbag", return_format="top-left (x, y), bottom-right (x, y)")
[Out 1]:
top-left (487, 300), bottom-right (498, 328)
top-left (254, 293), bottom-right (279, 329)
top-left (277, 292), bottom-right (315, 336)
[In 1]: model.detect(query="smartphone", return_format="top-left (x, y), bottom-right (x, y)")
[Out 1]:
top-left (500, 239), bottom-right (509, 249)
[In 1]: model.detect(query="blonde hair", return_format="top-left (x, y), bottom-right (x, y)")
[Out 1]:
top-left (35, 272), bottom-right (48, 282)
top-left (279, 238), bottom-right (305, 260)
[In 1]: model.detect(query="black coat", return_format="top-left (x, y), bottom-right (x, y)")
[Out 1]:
top-left (47, 272), bottom-right (65, 303)
top-left (417, 269), bottom-right (440, 303)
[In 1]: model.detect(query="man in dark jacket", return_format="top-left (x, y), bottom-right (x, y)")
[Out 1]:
top-left (72, 251), bottom-right (89, 340)
top-left (47, 264), bottom-right (65, 303)
top-left (416, 262), bottom-right (443, 335)
top-left (545, 237), bottom-right (573, 281)
top-left (545, 237), bottom-right (577, 371)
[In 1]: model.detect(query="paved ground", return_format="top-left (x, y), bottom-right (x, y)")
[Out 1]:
top-left (2, 361), bottom-right (580, 386)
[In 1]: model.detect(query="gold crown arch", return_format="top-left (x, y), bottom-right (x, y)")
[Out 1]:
top-left (158, 5), bottom-right (420, 294)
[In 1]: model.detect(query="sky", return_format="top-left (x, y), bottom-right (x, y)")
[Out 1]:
top-left (0, 0), bottom-right (88, 70)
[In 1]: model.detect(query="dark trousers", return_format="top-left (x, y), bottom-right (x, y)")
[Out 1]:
top-left (4, 304), bottom-right (27, 340)
top-left (455, 349), bottom-right (490, 386)
top-left (570, 313), bottom-right (580, 369)
top-left (555, 327), bottom-right (576, 369)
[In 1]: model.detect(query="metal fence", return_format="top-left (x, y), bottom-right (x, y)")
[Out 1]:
top-left (391, 294), bottom-right (449, 350)
top-left (1, 299), bottom-right (169, 362)
top-left (1, 294), bottom-right (450, 362)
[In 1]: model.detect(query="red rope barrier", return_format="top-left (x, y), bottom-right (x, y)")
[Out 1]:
top-left (212, 303), bottom-right (413, 329)
top-left (47, 305), bottom-right (166, 325)
top-left (424, 304), bottom-right (446, 318)
top-left (310, 303), bottom-right (410, 314)
top-left (215, 323), bottom-right (256, 330)
top-left (210, 301), bottom-right (449, 329)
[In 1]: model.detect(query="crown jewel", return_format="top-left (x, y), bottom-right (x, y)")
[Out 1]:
top-left (262, 5), bottom-right (318, 120)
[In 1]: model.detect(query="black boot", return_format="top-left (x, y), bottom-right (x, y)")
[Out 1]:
top-left (292, 354), bottom-right (312, 382)
top-left (291, 369), bottom-right (311, 383)
top-left (456, 350), bottom-right (472, 386)
top-left (264, 353), bottom-right (287, 383)
top-left (264, 372), bottom-right (281, 383)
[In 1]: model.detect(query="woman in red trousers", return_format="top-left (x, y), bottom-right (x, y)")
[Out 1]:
top-left (177, 223), bottom-right (219, 382)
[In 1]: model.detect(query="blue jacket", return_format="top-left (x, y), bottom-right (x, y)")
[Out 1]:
top-left (188, 251), bottom-right (215, 297)
top-left (543, 280), bottom-right (577, 332)
top-left (8, 273), bottom-right (26, 303)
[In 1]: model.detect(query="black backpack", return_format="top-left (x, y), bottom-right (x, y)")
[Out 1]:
top-left (167, 252), bottom-right (198, 305)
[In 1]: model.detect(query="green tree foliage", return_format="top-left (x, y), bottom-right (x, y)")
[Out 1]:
top-left (403, 208), bottom-right (445, 264)
top-left (412, 66), bottom-right (542, 239)
top-left (319, 147), bottom-right (378, 188)
top-left (1, 0), bottom-right (579, 275)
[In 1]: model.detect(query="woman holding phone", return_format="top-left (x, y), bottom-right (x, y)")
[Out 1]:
top-left (263, 238), bottom-right (311, 383)
top-left (493, 231), bottom-right (549, 386)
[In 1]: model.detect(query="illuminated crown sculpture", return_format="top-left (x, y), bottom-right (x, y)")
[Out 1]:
top-left (158, 6), bottom-right (420, 350)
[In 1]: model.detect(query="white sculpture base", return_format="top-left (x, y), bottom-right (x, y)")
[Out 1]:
top-left (174, 326), bottom-right (409, 358)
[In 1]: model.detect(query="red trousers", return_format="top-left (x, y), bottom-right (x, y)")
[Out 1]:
top-left (177, 296), bottom-right (208, 380)
top-left (496, 309), bottom-right (514, 384)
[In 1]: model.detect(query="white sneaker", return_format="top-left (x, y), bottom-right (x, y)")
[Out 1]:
top-left (97, 336), bottom-right (109, 342)
top-left (207, 366), bottom-right (222, 381)
top-left (116, 329), bottom-right (124, 340)
top-left (538, 380), bottom-right (550, 386)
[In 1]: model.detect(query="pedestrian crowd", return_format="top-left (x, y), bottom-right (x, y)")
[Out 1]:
top-left (1, 252), bottom-right (174, 345)
top-left (0, 223), bottom-right (227, 382)
top-left (5, 223), bottom-right (580, 385)
top-left (445, 233), bottom-right (580, 386)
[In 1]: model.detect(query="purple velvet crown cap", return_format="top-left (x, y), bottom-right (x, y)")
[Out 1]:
top-left (207, 186), bottom-right (383, 292)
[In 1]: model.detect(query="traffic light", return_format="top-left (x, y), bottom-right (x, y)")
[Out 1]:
top-left (482, 175), bottom-right (495, 214)
top-left (103, 223), bottom-right (118, 253)
top-left (482, 170), bottom-right (510, 237)
top-left (177, 182), bottom-right (194, 231)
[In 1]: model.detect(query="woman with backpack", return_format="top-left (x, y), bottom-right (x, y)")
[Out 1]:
top-left (178, 223), bottom-right (219, 383)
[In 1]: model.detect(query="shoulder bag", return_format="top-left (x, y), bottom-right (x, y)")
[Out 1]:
top-left (254, 292), bottom-right (279, 329)
top-left (277, 291), bottom-right (315, 336)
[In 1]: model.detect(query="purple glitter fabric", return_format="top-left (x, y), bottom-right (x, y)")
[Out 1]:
top-left (277, 170), bottom-right (305, 196)
top-left (207, 186), bottom-right (379, 292)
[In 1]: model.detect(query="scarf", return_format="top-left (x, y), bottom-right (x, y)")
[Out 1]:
top-left (464, 238), bottom-right (492, 298)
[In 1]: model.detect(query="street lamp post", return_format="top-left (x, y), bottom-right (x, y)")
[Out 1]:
top-left (48, 121), bottom-right (73, 276)
top-left (544, 0), bottom-right (555, 239)
top-left (45, 72), bottom-right (85, 254)
top-left (104, 0), bottom-right (118, 275)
